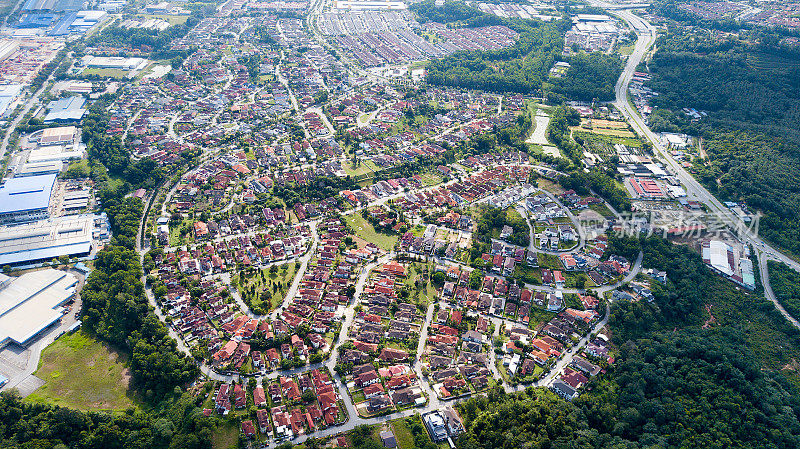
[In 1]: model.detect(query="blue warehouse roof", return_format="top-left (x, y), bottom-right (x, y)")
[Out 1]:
top-left (0, 174), bottom-right (56, 214)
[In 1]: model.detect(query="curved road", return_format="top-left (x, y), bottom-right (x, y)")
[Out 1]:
top-left (758, 252), bottom-right (800, 330)
top-left (601, 3), bottom-right (800, 328)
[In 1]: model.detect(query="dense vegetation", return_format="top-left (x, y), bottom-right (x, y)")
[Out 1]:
top-left (0, 389), bottom-right (215, 449)
top-left (273, 175), bottom-right (357, 208)
top-left (558, 170), bottom-right (631, 212)
top-left (85, 3), bottom-right (216, 59)
top-left (646, 28), bottom-right (800, 257)
top-left (454, 236), bottom-right (800, 449)
top-left (83, 96), bottom-right (166, 190)
top-left (649, 0), bottom-right (747, 32)
top-left (410, 0), bottom-right (492, 25)
top-left (81, 245), bottom-right (199, 399)
top-left (693, 132), bottom-right (800, 256)
top-left (768, 261), bottom-right (800, 321)
top-left (550, 52), bottom-right (621, 102)
top-left (647, 28), bottom-right (800, 143)
top-left (422, 8), bottom-right (621, 101)
top-left (425, 18), bottom-right (564, 94)
top-left (474, 206), bottom-right (530, 248)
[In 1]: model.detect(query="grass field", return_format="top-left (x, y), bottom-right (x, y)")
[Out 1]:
top-left (514, 264), bottom-right (542, 285)
top-left (391, 417), bottom-right (417, 449)
top-left (363, 159), bottom-right (381, 172)
top-left (404, 263), bottom-right (437, 306)
top-left (212, 422), bottom-right (240, 449)
top-left (590, 119), bottom-right (629, 129)
top-left (345, 213), bottom-right (397, 251)
top-left (357, 110), bottom-right (377, 126)
top-left (418, 172), bottom-right (443, 186)
top-left (587, 127), bottom-right (636, 138)
top-left (537, 253), bottom-right (563, 270)
top-left (589, 202), bottom-right (614, 217)
top-left (237, 263), bottom-right (298, 311)
top-left (82, 67), bottom-right (129, 78)
top-left (527, 307), bottom-right (556, 329)
top-left (169, 218), bottom-right (194, 246)
top-left (27, 331), bottom-right (134, 411)
top-left (618, 43), bottom-right (636, 56)
top-left (140, 13), bottom-right (189, 25)
top-left (344, 161), bottom-right (374, 177)
top-left (572, 125), bottom-right (635, 138)
top-left (573, 130), bottom-right (642, 148)
top-left (537, 178), bottom-right (565, 194)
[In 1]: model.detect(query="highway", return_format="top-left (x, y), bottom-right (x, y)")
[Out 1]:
top-left (600, 3), bottom-right (800, 325)
top-left (130, 2), bottom-right (800, 444)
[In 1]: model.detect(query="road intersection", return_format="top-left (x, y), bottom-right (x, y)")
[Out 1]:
top-left (603, 3), bottom-right (800, 328)
top-left (131, 4), bottom-right (800, 446)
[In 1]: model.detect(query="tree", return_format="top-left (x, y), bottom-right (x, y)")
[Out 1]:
top-left (469, 269), bottom-right (483, 289)
top-left (431, 271), bottom-right (446, 287)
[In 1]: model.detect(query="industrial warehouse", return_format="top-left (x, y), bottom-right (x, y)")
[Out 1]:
top-left (0, 268), bottom-right (78, 349)
top-left (702, 239), bottom-right (755, 290)
top-left (0, 213), bottom-right (109, 266)
top-left (0, 173), bottom-right (56, 224)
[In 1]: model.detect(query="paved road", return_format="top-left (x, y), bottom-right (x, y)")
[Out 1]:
top-left (602, 5), bottom-right (800, 328)
top-left (611, 5), bottom-right (797, 269)
top-left (519, 189), bottom-right (587, 256)
top-left (0, 58), bottom-right (58, 161)
top-left (758, 252), bottom-right (800, 330)
top-left (0, 273), bottom-right (85, 395)
top-left (129, 4), bottom-right (665, 443)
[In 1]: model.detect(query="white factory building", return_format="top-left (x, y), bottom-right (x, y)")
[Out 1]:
top-left (0, 269), bottom-right (78, 348)
top-left (0, 213), bottom-right (110, 266)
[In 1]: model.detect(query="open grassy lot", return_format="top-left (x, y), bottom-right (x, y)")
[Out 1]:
top-left (573, 130), bottom-right (642, 148)
top-left (587, 127), bottom-right (636, 138)
top-left (27, 331), bottom-right (134, 411)
top-left (363, 159), bottom-right (381, 172)
top-left (212, 421), bottom-right (240, 449)
top-left (589, 202), bottom-right (615, 217)
top-left (82, 67), bottom-right (129, 78)
top-left (572, 125), bottom-right (635, 138)
top-left (168, 218), bottom-right (194, 246)
top-left (404, 263), bottom-right (438, 307)
top-left (590, 119), bottom-right (629, 129)
top-left (418, 172), bottom-right (443, 186)
top-left (345, 213), bottom-right (397, 251)
top-left (527, 308), bottom-right (557, 329)
top-left (357, 110), bottom-right (378, 126)
top-left (140, 13), bottom-right (189, 25)
top-left (618, 42), bottom-right (636, 55)
top-left (391, 416), bottom-right (418, 449)
top-left (537, 177), bottom-right (565, 194)
top-left (537, 253), bottom-right (563, 270)
top-left (344, 161), bottom-right (374, 177)
top-left (514, 264), bottom-right (542, 285)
